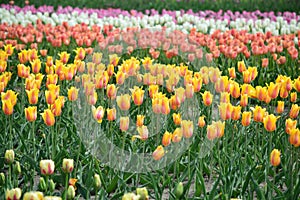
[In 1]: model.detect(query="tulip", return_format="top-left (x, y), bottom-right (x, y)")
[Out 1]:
top-left (252, 106), bottom-right (266, 123)
top-left (136, 125), bottom-right (149, 141)
top-left (67, 186), bottom-right (76, 199)
top-left (122, 193), bottom-right (139, 200)
top-left (230, 81), bottom-right (240, 98)
top-left (192, 76), bottom-right (202, 92)
top-left (242, 70), bottom-right (251, 83)
top-left (116, 71), bottom-right (126, 85)
top-left (215, 76), bottom-right (229, 93)
top-left (40, 159), bottom-right (55, 175)
top-left (289, 128), bottom-right (300, 147)
top-left (41, 109), bottom-right (55, 126)
top-left (185, 83), bottom-right (194, 98)
top-left (285, 118), bottom-right (297, 134)
top-left (289, 104), bottom-right (299, 119)
top-left (276, 101), bottom-right (284, 114)
top-left (45, 90), bottom-right (57, 105)
top-left (208, 67), bottom-right (221, 83)
top-left (4, 44), bottom-right (15, 56)
top-left (120, 117), bottom-right (130, 132)
top-left (231, 105), bottom-right (241, 120)
top-left (62, 159), bottom-right (74, 173)
top-left (74, 47), bottom-right (86, 61)
top-left (94, 174), bottom-right (101, 190)
top-left (17, 64), bottom-right (30, 78)
top-left (242, 111), bottom-right (252, 127)
top-left (51, 99), bottom-right (63, 117)
top-left (290, 92), bottom-right (297, 103)
top-left (0, 60), bottom-right (7, 73)
top-left (172, 128), bottom-right (182, 143)
top-left (237, 60), bottom-right (246, 73)
top-left (107, 108), bottom-right (116, 121)
top-left (263, 114), bottom-right (279, 132)
top-left (87, 92), bottom-right (97, 105)
top-left (152, 145), bottom-right (164, 161)
top-left (5, 188), bottom-right (22, 200)
top-left (181, 120), bottom-right (194, 138)
top-left (92, 106), bottom-right (105, 123)
top-left (175, 182), bottom-right (184, 199)
top-left (2, 99), bottom-right (14, 115)
top-left (106, 84), bottom-right (117, 100)
top-left (219, 103), bottom-right (232, 120)
top-left (5, 149), bottom-right (14, 164)
top-left (270, 149), bottom-right (280, 167)
top-left (207, 124), bottom-right (217, 140)
top-left (23, 192), bottom-right (44, 200)
top-left (136, 187), bottom-right (149, 200)
top-left (31, 59), bottom-right (42, 74)
top-left (267, 82), bottom-right (280, 99)
top-left (44, 196), bottom-right (62, 200)
top-left (162, 131), bottom-right (172, 147)
top-left (67, 87), bottom-right (79, 101)
top-left (136, 115), bottom-right (145, 127)
top-left (25, 106), bottom-right (37, 122)
top-left (220, 92), bottom-right (230, 103)
top-left (117, 94), bottom-right (131, 111)
top-left (131, 86), bottom-right (144, 106)
top-left (26, 88), bottom-right (39, 104)
top-left (294, 76), bottom-right (300, 92)
top-left (202, 91), bottom-right (213, 106)
top-left (228, 67), bottom-right (236, 79)
top-left (58, 51), bottom-right (70, 64)
top-left (261, 58), bottom-right (269, 68)
top-left (198, 116), bottom-right (206, 127)
top-left (149, 85), bottom-right (159, 99)
top-left (172, 113), bottom-right (181, 126)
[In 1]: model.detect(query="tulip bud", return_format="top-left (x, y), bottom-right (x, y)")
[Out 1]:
top-left (5, 149), bottom-right (14, 164)
top-left (175, 182), bottom-right (184, 199)
top-left (44, 196), bottom-right (62, 200)
top-left (62, 159), bottom-right (74, 173)
top-left (67, 185), bottom-right (76, 200)
top-left (13, 161), bottom-right (21, 175)
top-left (49, 179), bottom-right (56, 192)
top-left (94, 174), bottom-right (101, 190)
top-left (5, 188), bottom-right (22, 200)
top-left (198, 116), bottom-right (206, 128)
top-left (39, 177), bottom-right (47, 191)
top-left (122, 192), bottom-right (139, 200)
top-left (40, 159), bottom-right (55, 175)
top-left (0, 172), bottom-right (5, 186)
top-left (270, 149), bottom-right (281, 167)
top-left (23, 192), bottom-right (44, 200)
top-left (136, 187), bottom-right (149, 200)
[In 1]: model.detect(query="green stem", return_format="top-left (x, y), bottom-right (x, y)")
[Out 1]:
top-left (64, 173), bottom-right (69, 200)
top-left (32, 121), bottom-right (36, 161)
top-left (9, 115), bottom-right (13, 149)
top-left (51, 125), bottom-right (56, 159)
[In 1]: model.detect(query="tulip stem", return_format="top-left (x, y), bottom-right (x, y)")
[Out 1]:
top-left (51, 125), bottom-right (56, 159)
top-left (64, 173), bottom-right (69, 200)
top-left (9, 115), bottom-right (13, 149)
top-left (32, 121), bottom-right (36, 161)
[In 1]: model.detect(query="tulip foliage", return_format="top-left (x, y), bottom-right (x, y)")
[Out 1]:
top-left (0, 5), bottom-right (300, 200)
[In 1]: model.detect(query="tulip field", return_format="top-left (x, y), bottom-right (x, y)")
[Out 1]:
top-left (1, 1), bottom-right (300, 200)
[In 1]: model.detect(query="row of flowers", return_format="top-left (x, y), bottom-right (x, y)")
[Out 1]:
top-left (1, 6), bottom-right (300, 34)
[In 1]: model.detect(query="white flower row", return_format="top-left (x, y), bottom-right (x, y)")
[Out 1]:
top-left (1, 8), bottom-right (300, 35)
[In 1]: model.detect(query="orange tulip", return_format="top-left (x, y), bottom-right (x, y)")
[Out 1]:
top-left (136, 115), bottom-right (145, 127)
top-left (26, 88), bottom-right (39, 104)
top-left (202, 91), bottom-right (213, 106)
top-left (252, 106), bottom-right (266, 122)
top-left (116, 94), bottom-right (131, 111)
top-left (289, 104), bottom-right (299, 119)
top-left (228, 67), bottom-right (236, 79)
top-left (172, 128), bottom-right (182, 143)
top-left (290, 92), bottom-right (297, 103)
top-left (0, 60), bottom-right (7, 73)
top-left (120, 117), bottom-right (130, 132)
top-left (198, 116), bottom-right (206, 127)
top-left (289, 128), bottom-right (300, 147)
top-left (46, 74), bottom-right (58, 88)
top-left (240, 94), bottom-right (248, 107)
top-left (219, 103), bottom-right (232, 120)
top-left (255, 86), bottom-right (267, 102)
top-left (25, 106), bottom-right (37, 122)
top-left (58, 51), bottom-right (70, 64)
top-left (261, 58), bottom-right (269, 68)
top-left (173, 113), bottom-right (181, 125)
top-left (18, 50), bottom-right (29, 64)
top-left (91, 106), bottom-right (105, 123)
top-left (181, 120), bottom-right (194, 138)
top-left (267, 82), bottom-right (280, 99)
top-left (41, 109), bottom-right (55, 126)
top-left (270, 149), bottom-right (280, 167)
top-left (30, 59), bottom-right (41, 74)
top-left (131, 86), bottom-right (144, 106)
top-left (46, 56), bottom-right (53, 67)
top-left (231, 105), bottom-right (241, 120)
top-left (107, 108), bottom-right (116, 121)
top-left (285, 118), bottom-right (297, 134)
top-left (162, 131), bottom-right (172, 147)
top-left (17, 64), bottom-right (30, 78)
top-left (242, 70), bottom-right (251, 83)
top-left (263, 114), bottom-right (279, 132)
top-left (242, 111), bottom-right (252, 126)
top-left (106, 84), bottom-right (117, 100)
top-left (67, 87), bottom-right (79, 101)
top-left (2, 99), bottom-right (14, 115)
top-left (230, 81), bottom-right (240, 98)
top-left (276, 101), bottom-right (284, 114)
top-left (152, 145), bottom-right (164, 161)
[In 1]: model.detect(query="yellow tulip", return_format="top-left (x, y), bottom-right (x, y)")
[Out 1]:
top-left (263, 114), bottom-right (279, 132)
top-left (41, 109), bottom-right (55, 126)
top-left (25, 106), bottom-right (37, 122)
